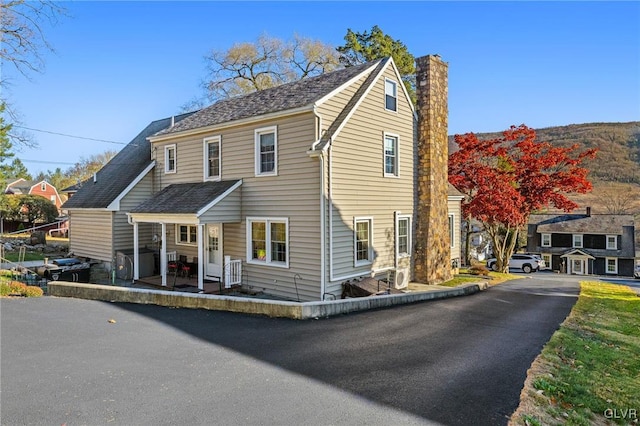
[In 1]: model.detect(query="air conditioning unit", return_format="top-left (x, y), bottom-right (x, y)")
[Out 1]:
top-left (393, 267), bottom-right (410, 289)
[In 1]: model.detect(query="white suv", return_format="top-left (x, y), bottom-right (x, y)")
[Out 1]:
top-left (486, 254), bottom-right (545, 273)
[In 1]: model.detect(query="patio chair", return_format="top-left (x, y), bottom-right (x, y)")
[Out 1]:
top-left (179, 255), bottom-right (191, 278)
top-left (167, 251), bottom-right (178, 274)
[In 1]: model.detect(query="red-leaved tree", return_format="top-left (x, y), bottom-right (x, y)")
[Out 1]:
top-left (449, 124), bottom-right (598, 272)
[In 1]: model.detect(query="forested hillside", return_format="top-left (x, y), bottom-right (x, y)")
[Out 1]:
top-left (449, 122), bottom-right (640, 214)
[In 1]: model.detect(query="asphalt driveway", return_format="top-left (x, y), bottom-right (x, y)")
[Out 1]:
top-left (1, 275), bottom-right (580, 425)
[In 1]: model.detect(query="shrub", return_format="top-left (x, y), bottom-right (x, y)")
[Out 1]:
top-left (0, 281), bottom-right (43, 297)
top-left (9, 281), bottom-right (27, 294)
top-left (23, 286), bottom-right (44, 297)
top-left (468, 264), bottom-right (490, 275)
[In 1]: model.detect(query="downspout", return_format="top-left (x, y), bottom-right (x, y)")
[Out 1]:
top-left (328, 141), bottom-right (335, 282)
top-left (313, 106), bottom-right (327, 299)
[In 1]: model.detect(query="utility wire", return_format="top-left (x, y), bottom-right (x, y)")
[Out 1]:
top-left (13, 125), bottom-right (127, 145)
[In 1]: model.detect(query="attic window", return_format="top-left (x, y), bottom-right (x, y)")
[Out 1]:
top-left (165, 144), bottom-right (176, 174)
top-left (41, 182), bottom-right (46, 191)
top-left (385, 79), bottom-right (397, 112)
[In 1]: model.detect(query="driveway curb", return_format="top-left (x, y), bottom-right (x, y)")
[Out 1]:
top-left (48, 280), bottom-right (490, 319)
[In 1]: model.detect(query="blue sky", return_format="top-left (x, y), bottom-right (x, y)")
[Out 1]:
top-left (4, 1), bottom-right (639, 176)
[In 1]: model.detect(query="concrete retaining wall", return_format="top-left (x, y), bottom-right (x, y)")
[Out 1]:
top-left (48, 281), bottom-right (489, 320)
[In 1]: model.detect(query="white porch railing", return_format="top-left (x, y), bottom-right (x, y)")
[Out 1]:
top-left (224, 256), bottom-right (242, 288)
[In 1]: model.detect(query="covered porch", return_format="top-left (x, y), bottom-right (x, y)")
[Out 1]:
top-left (561, 249), bottom-right (595, 275)
top-left (127, 180), bottom-right (243, 291)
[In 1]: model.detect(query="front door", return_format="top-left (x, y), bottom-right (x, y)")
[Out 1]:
top-left (572, 258), bottom-right (584, 275)
top-left (206, 224), bottom-right (222, 278)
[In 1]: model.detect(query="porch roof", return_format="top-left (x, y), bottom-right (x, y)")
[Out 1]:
top-left (129, 180), bottom-right (241, 223)
top-left (560, 249), bottom-right (595, 259)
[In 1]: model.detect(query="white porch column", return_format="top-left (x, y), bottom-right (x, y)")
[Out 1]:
top-left (133, 221), bottom-right (139, 281)
top-left (197, 224), bottom-right (204, 290)
top-left (161, 223), bottom-right (167, 286)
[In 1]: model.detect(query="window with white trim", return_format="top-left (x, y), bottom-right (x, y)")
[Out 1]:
top-left (41, 182), bottom-right (47, 191)
top-left (354, 218), bottom-right (372, 266)
top-left (573, 234), bottom-right (583, 248)
top-left (606, 235), bottom-right (617, 250)
top-left (165, 144), bottom-right (176, 173)
top-left (204, 136), bottom-right (221, 180)
top-left (255, 126), bottom-right (277, 176)
top-left (384, 79), bottom-right (397, 112)
top-left (606, 257), bottom-right (618, 274)
top-left (396, 215), bottom-right (411, 257)
top-left (50, 195), bottom-right (56, 204)
top-left (449, 214), bottom-right (455, 248)
top-left (542, 254), bottom-right (551, 270)
top-left (384, 133), bottom-right (399, 176)
top-left (247, 218), bottom-right (288, 267)
top-left (541, 233), bottom-right (551, 247)
top-left (176, 225), bottom-right (197, 245)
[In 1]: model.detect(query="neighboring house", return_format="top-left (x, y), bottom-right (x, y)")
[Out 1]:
top-left (64, 55), bottom-right (453, 301)
top-left (527, 208), bottom-right (636, 276)
top-left (5, 179), bottom-right (63, 212)
top-left (448, 183), bottom-right (464, 269)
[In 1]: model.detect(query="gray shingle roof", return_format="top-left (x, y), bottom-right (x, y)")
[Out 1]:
top-left (62, 112), bottom-right (195, 209)
top-left (129, 180), bottom-right (240, 214)
top-left (155, 60), bottom-right (381, 137)
top-left (530, 213), bottom-right (635, 234)
top-left (5, 179), bottom-right (37, 194)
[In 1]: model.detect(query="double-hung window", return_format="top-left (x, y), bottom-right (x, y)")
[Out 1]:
top-left (541, 233), bottom-right (551, 247)
top-left (247, 218), bottom-right (288, 267)
top-left (396, 215), bottom-right (411, 257)
top-left (385, 79), bottom-right (397, 112)
top-left (384, 133), bottom-right (399, 176)
top-left (176, 225), bottom-right (197, 245)
top-left (165, 144), bottom-right (177, 174)
top-left (606, 235), bottom-right (617, 250)
top-left (255, 126), bottom-right (277, 176)
top-left (204, 136), bottom-right (221, 180)
top-left (606, 257), bottom-right (618, 274)
top-left (354, 217), bottom-right (373, 266)
top-left (573, 234), bottom-right (583, 248)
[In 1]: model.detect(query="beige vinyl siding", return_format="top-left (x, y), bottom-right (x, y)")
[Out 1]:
top-left (151, 112), bottom-right (323, 301)
top-left (316, 73), bottom-right (369, 134)
top-left (68, 210), bottom-right (114, 261)
top-left (114, 173), bottom-right (155, 252)
top-left (327, 65), bottom-right (415, 292)
top-left (198, 189), bottom-right (241, 223)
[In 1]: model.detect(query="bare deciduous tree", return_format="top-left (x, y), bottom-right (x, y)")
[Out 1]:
top-left (196, 33), bottom-right (341, 106)
top-left (0, 0), bottom-right (66, 82)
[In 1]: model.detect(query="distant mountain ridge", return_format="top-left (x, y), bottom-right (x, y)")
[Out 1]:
top-left (449, 121), bottom-right (640, 215)
top-left (450, 121), bottom-right (640, 184)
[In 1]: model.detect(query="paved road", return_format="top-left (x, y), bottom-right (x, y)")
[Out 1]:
top-left (1, 275), bottom-right (580, 425)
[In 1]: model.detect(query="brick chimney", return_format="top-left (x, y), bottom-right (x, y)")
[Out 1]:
top-left (413, 55), bottom-right (452, 284)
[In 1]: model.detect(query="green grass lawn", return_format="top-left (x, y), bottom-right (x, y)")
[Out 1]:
top-left (2, 252), bottom-right (46, 262)
top-left (511, 281), bottom-right (640, 425)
